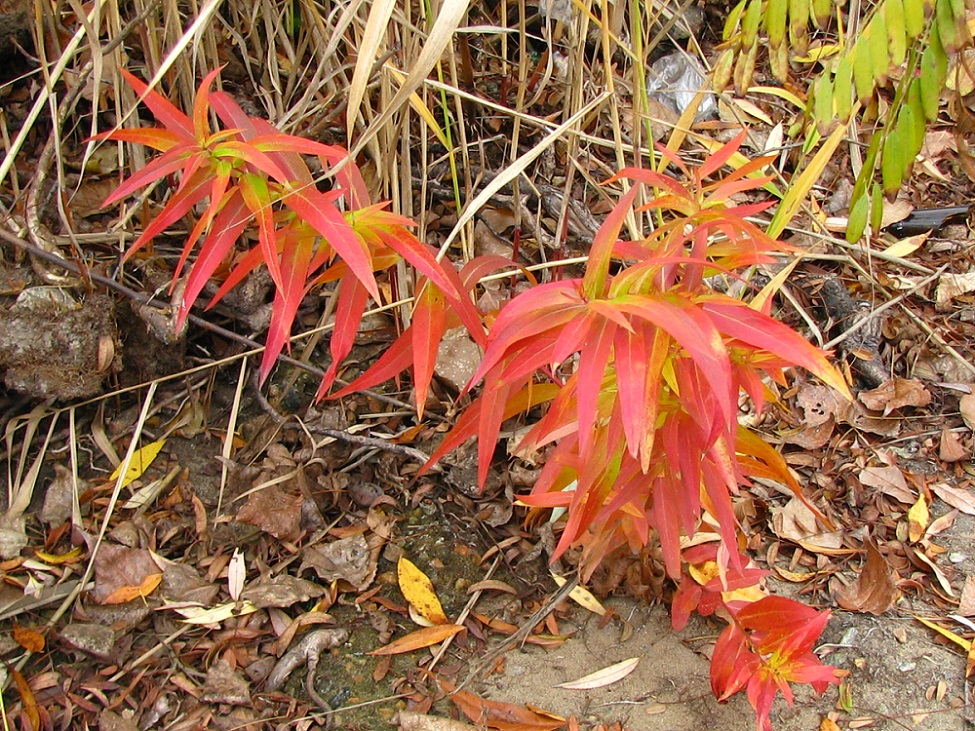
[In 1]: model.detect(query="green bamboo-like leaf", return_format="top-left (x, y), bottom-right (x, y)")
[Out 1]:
top-left (846, 190), bottom-right (870, 242)
top-left (813, 73), bottom-right (834, 132)
top-left (741, 0), bottom-right (763, 49)
top-left (886, 0), bottom-right (908, 67)
top-left (723, 0), bottom-right (749, 40)
top-left (936, 0), bottom-right (961, 52)
top-left (904, 0), bottom-right (926, 39)
top-left (869, 12), bottom-right (890, 83)
top-left (852, 43), bottom-right (877, 104)
top-left (812, 0), bottom-right (832, 28)
top-left (765, 0), bottom-right (787, 47)
top-left (919, 25), bottom-right (948, 120)
top-left (907, 80), bottom-right (926, 152)
top-left (881, 129), bottom-right (904, 196)
top-left (789, 0), bottom-right (810, 54)
top-left (869, 183), bottom-right (883, 236)
top-left (833, 57), bottom-right (854, 123)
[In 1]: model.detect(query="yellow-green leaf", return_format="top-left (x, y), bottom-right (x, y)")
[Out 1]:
top-left (765, 0), bottom-right (788, 47)
top-left (904, 0), bottom-right (926, 39)
top-left (812, 0), bottom-right (832, 28)
top-left (936, 0), bottom-right (961, 52)
top-left (770, 40), bottom-right (790, 82)
top-left (724, 0), bottom-right (749, 40)
top-left (789, 0), bottom-right (810, 54)
top-left (881, 137), bottom-right (903, 196)
top-left (920, 30), bottom-right (948, 121)
top-left (109, 439), bottom-right (166, 488)
top-left (813, 73), bottom-right (835, 132)
top-left (741, 0), bottom-right (763, 49)
top-left (886, 0), bottom-right (908, 67)
top-left (712, 47), bottom-right (736, 92)
top-left (907, 81), bottom-right (926, 151)
top-left (852, 43), bottom-right (877, 104)
top-left (834, 57), bottom-right (854, 123)
top-left (846, 190), bottom-right (870, 243)
top-left (869, 13), bottom-right (890, 83)
top-left (398, 556), bottom-right (448, 625)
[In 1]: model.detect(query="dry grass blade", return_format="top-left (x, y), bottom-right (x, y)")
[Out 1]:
top-left (351, 0), bottom-right (472, 158)
top-left (437, 91), bottom-right (611, 257)
top-left (347, 0), bottom-right (398, 141)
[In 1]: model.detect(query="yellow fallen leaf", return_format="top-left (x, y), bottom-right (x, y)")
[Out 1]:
top-left (368, 624), bottom-right (465, 655)
top-left (33, 546), bottom-right (84, 565)
top-left (109, 439), bottom-right (166, 488)
top-left (551, 573), bottom-right (606, 616)
top-left (398, 556), bottom-right (448, 625)
top-left (915, 616), bottom-right (971, 651)
top-left (908, 494), bottom-right (929, 543)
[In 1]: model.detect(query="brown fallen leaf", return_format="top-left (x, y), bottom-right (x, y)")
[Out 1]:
top-left (93, 544), bottom-right (162, 604)
top-left (12, 625), bottom-right (44, 652)
top-left (299, 533), bottom-right (374, 590)
top-left (435, 674), bottom-right (566, 731)
top-left (939, 429), bottom-right (969, 462)
top-left (958, 576), bottom-right (975, 617)
top-left (835, 541), bottom-right (898, 614)
top-left (930, 482), bottom-right (975, 515)
top-left (235, 485), bottom-right (303, 542)
top-left (858, 465), bottom-right (914, 504)
top-left (859, 377), bottom-right (932, 415)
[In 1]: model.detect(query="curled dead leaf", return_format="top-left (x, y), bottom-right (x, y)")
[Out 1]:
top-left (835, 542), bottom-right (898, 615)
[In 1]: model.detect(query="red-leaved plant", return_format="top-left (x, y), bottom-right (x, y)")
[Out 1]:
top-left (99, 70), bottom-right (846, 729)
top-left (96, 67), bottom-right (481, 387)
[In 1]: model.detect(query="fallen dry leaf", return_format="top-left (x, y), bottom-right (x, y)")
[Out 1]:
top-left (930, 482), bottom-right (975, 515)
top-left (109, 439), bottom-right (166, 487)
top-left (435, 675), bottom-right (566, 731)
top-left (397, 711), bottom-right (479, 731)
top-left (835, 542), bottom-right (898, 614)
top-left (398, 556), bottom-right (448, 625)
top-left (858, 378), bottom-right (932, 415)
top-left (770, 497), bottom-right (843, 551)
top-left (908, 494), bottom-right (929, 543)
top-left (936, 272), bottom-right (975, 311)
top-left (369, 624), bottom-right (465, 655)
top-left (299, 533), bottom-right (374, 590)
top-left (240, 575), bottom-right (325, 609)
top-left (959, 576), bottom-right (975, 616)
top-left (93, 544), bottom-right (163, 604)
top-left (12, 625), bottom-right (44, 652)
top-left (858, 465), bottom-right (914, 504)
top-left (555, 657), bottom-right (640, 689)
top-left (939, 429), bottom-right (969, 462)
top-left (235, 485), bottom-right (303, 542)
top-left (552, 573), bottom-right (606, 616)
top-left (961, 394), bottom-right (975, 431)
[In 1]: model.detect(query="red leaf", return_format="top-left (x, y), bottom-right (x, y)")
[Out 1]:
top-left (118, 67), bottom-right (194, 139)
top-left (411, 284), bottom-right (448, 418)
